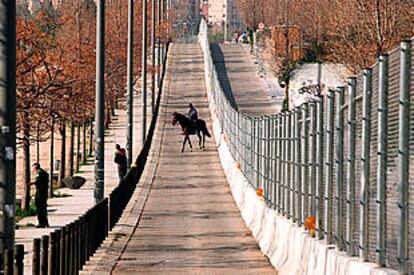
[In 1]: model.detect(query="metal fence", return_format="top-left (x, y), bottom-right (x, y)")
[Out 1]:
top-left (199, 19), bottom-right (414, 273)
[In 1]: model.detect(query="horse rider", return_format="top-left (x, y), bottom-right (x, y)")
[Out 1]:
top-left (188, 103), bottom-right (198, 124)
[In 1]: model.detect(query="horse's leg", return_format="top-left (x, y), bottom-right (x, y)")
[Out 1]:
top-left (182, 135), bottom-right (187, 153)
top-left (202, 133), bottom-right (205, 150)
top-left (188, 135), bottom-right (193, 152)
top-left (197, 131), bottom-right (202, 149)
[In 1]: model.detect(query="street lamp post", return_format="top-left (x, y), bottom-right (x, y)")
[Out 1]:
top-left (151, 0), bottom-right (156, 113)
top-left (142, 0), bottom-right (148, 145)
top-left (126, 0), bottom-right (134, 168)
top-left (94, 0), bottom-right (105, 203)
top-left (0, 0), bottom-right (17, 254)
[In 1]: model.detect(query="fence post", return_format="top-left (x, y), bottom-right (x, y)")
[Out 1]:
top-left (40, 235), bottom-right (48, 275)
top-left (32, 238), bottom-right (41, 275)
top-left (345, 77), bottom-right (357, 255)
top-left (294, 107), bottom-right (302, 225)
top-left (51, 232), bottom-right (58, 275)
top-left (397, 40), bottom-right (411, 274)
top-left (335, 86), bottom-right (345, 251)
top-left (376, 54), bottom-right (388, 267)
top-left (265, 117), bottom-right (271, 203)
top-left (60, 227), bottom-right (67, 275)
top-left (325, 89), bottom-right (335, 244)
top-left (270, 116), bottom-right (276, 207)
top-left (316, 96), bottom-right (324, 240)
top-left (301, 104), bottom-right (309, 223)
top-left (3, 249), bottom-right (13, 275)
top-left (14, 244), bottom-right (24, 275)
top-left (276, 115), bottom-right (282, 212)
top-left (286, 112), bottom-right (292, 218)
top-left (282, 113), bottom-right (287, 216)
top-left (359, 69), bottom-right (372, 260)
top-left (255, 118), bottom-right (260, 189)
top-left (290, 111), bottom-right (296, 221)
top-left (309, 102), bottom-right (317, 218)
top-left (249, 117), bottom-right (254, 186)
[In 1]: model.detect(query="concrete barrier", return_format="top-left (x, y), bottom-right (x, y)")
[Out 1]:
top-left (199, 21), bottom-right (398, 274)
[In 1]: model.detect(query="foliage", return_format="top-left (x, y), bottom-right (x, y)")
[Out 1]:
top-left (208, 31), bottom-right (225, 43)
top-left (235, 0), bottom-right (414, 71)
top-left (16, 201), bottom-right (37, 221)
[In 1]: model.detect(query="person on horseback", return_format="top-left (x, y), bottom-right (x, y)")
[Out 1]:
top-left (188, 103), bottom-right (198, 124)
top-left (187, 103), bottom-right (198, 131)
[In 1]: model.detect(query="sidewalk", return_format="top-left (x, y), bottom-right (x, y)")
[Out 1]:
top-left (15, 88), bottom-right (153, 273)
top-left (210, 43), bottom-right (281, 115)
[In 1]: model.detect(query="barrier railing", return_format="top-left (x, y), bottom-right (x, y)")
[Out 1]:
top-left (199, 18), bottom-right (413, 273)
top-left (2, 43), bottom-right (170, 275)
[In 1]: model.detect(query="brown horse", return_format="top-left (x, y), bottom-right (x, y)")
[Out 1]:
top-left (172, 112), bottom-right (211, 152)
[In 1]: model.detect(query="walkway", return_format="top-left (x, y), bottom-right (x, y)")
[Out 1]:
top-left (82, 43), bottom-right (275, 274)
top-left (210, 43), bottom-right (281, 115)
top-left (16, 84), bottom-right (151, 274)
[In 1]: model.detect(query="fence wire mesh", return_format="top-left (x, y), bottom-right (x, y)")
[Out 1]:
top-left (199, 20), bottom-right (413, 272)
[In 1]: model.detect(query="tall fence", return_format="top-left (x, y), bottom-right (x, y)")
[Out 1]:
top-left (199, 19), bottom-right (414, 273)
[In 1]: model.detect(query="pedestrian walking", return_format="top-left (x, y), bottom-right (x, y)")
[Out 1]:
top-left (31, 163), bottom-right (49, 228)
top-left (114, 144), bottom-right (128, 181)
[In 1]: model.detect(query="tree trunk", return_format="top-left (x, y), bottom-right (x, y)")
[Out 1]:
top-left (76, 123), bottom-right (81, 172)
top-left (22, 121), bottom-right (31, 211)
top-left (105, 98), bottom-right (111, 129)
top-left (88, 119), bottom-right (93, 157)
top-left (49, 117), bottom-right (54, 197)
top-left (58, 121), bottom-right (66, 186)
top-left (82, 121), bottom-right (87, 163)
top-left (68, 121), bottom-right (75, 176)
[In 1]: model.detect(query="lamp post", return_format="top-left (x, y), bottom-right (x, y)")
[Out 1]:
top-left (0, 0), bottom-right (17, 254)
top-left (126, 0), bottom-right (134, 168)
top-left (94, 0), bottom-right (105, 203)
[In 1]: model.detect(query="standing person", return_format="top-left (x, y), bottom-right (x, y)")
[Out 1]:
top-left (114, 144), bottom-right (127, 181)
top-left (32, 163), bottom-right (49, 228)
top-left (119, 148), bottom-right (128, 180)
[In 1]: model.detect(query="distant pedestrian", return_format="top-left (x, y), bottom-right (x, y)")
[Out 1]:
top-left (31, 163), bottom-right (49, 228)
top-left (114, 144), bottom-right (127, 181)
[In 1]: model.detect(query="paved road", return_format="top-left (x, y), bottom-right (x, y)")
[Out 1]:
top-left (211, 43), bottom-right (280, 115)
top-left (90, 44), bottom-right (275, 274)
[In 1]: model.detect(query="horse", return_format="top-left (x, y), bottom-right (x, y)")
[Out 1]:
top-left (172, 112), bottom-right (211, 153)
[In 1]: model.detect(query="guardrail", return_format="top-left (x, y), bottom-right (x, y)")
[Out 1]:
top-left (2, 42), bottom-right (170, 275)
top-left (199, 18), bottom-right (413, 273)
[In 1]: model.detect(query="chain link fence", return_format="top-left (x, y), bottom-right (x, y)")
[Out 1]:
top-left (199, 19), bottom-right (414, 273)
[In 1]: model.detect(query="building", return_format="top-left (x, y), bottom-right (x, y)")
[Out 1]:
top-left (207, 0), bottom-right (225, 26)
top-left (207, 0), bottom-right (243, 37)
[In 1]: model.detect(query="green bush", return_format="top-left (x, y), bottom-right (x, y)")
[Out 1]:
top-left (16, 201), bottom-right (37, 221)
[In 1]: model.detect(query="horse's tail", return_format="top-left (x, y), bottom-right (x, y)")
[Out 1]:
top-left (203, 127), bottom-right (211, 138)
top-left (200, 120), bottom-right (211, 138)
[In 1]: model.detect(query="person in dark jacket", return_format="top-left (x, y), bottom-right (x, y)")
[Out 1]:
top-left (32, 163), bottom-right (49, 228)
top-left (188, 103), bottom-right (198, 123)
top-left (114, 144), bottom-right (127, 181)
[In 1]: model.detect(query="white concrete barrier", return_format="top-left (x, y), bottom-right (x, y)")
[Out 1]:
top-left (198, 19), bottom-right (398, 275)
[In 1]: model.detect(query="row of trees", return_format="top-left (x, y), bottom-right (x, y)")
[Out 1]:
top-left (16, 0), bottom-right (169, 211)
top-left (235, 0), bottom-right (414, 71)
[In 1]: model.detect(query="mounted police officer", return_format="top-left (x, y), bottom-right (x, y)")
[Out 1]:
top-left (32, 163), bottom-right (49, 228)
